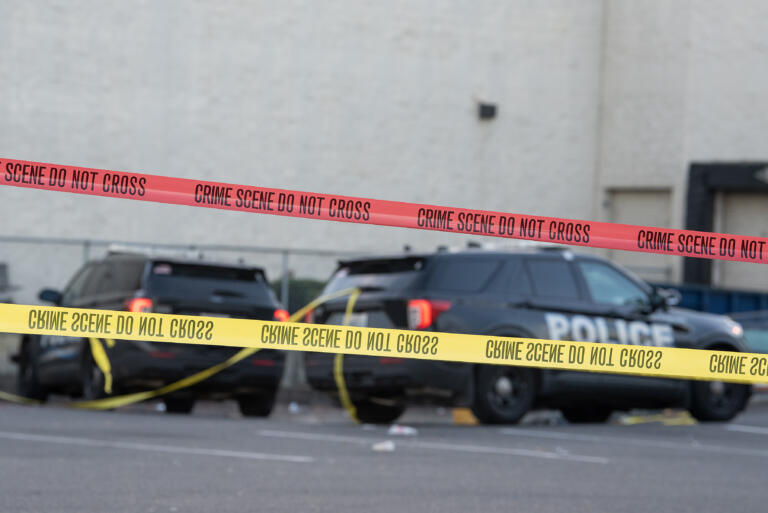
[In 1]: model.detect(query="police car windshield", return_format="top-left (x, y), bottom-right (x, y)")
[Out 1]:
top-left (323, 257), bottom-right (426, 294)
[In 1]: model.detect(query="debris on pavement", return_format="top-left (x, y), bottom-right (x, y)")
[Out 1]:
top-left (372, 440), bottom-right (396, 452)
top-left (387, 424), bottom-right (418, 436)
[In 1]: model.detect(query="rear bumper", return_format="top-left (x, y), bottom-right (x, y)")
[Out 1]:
top-left (107, 341), bottom-right (284, 394)
top-left (304, 352), bottom-right (471, 397)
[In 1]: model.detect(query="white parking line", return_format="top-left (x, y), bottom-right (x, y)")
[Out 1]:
top-left (500, 427), bottom-right (768, 458)
top-left (0, 430), bottom-right (314, 463)
top-left (256, 429), bottom-right (609, 464)
top-left (726, 424), bottom-right (768, 436)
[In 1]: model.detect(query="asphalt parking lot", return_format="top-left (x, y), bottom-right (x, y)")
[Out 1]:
top-left (2, 398), bottom-right (768, 513)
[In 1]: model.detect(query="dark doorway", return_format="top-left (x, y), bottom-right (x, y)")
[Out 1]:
top-left (684, 163), bottom-right (768, 284)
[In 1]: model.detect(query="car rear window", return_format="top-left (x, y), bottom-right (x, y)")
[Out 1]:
top-left (525, 259), bottom-right (580, 299)
top-left (323, 257), bottom-right (427, 294)
top-left (426, 258), bottom-right (501, 292)
top-left (147, 261), bottom-right (273, 301)
top-left (154, 262), bottom-right (262, 280)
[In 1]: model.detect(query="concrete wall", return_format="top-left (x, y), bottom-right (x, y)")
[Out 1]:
top-left (2, 0), bottom-right (768, 300)
top-left (0, 0), bottom-right (605, 302)
top-left (594, 0), bottom-right (768, 283)
top-left (596, 0), bottom-right (768, 190)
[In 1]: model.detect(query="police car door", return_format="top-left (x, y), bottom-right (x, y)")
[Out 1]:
top-left (523, 255), bottom-right (592, 315)
top-left (568, 258), bottom-right (685, 396)
top-left (571, 259), bottom-right (674, 347)
top-left (523, 255), bottom-right (610, 339)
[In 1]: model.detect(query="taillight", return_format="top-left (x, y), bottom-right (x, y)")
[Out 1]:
top-left (273, 309), bottom-right (290, 322)
top-left (127, 297), bottom-right (153, 313)
top-left (407, 299), bottom-right (451, 330)
top-left (304, 310), bottom-right (314, 323)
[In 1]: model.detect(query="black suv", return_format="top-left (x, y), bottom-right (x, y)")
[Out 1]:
top-left (16, 252), bottom-right (288, 415)
top-left (305, 248), bottom-right (751, 424)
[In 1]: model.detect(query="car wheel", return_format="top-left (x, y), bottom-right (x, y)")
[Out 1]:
top-left (471, 365), bottom-right (536, 424)
top-left (163, 397), bottom-right (195, 414)
top-left (237, 390), bottom-right (277, 417)
top-left (351, 398), bottom-right (406, 424)
top-left (560, 406), bottom-right (613, 424)
top-left (81, 347), bottom-right (108, 401)
top-left (16, 339), bottom-right (48, 402)
top-left (689, 380), bottom-right (750, 422)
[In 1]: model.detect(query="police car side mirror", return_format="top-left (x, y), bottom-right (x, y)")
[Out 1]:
top-left (649, 287), bottom-right (681, 311)
top-left (659, 288), bottom-right (682, 306)
top-left (648, 291), bottom-right (666, 312)
top-left (38, 288), bottom-right (62, 305)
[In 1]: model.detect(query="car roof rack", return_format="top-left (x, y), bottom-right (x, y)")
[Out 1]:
top-left (106, 244), bottom-right (205, 261)
top-left (537, 246), bottom-right (575, 260)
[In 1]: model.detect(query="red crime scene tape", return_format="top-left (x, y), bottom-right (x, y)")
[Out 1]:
top-left (2, 157), bottom-right (767, 264)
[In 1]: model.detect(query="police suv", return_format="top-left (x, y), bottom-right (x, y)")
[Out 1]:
top-left (305, 247), bottom-right (751, 424)
top-left (15, 252), bottom-right (288, 415)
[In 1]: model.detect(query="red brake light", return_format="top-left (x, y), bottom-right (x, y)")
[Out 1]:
top-left (127, 297), bottom-right (153, 313)
top-left (273, 309), bottom-right (290, 322)
top-left (407, 299), bottom-right (451, 330)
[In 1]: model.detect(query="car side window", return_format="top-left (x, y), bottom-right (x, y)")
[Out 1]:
top-left (92, 262), bottom-right (118, 296)
top-left (80, 263), bottom-right (109, 299)
top-left (577, 261), bottom-right (648, 307)
top-left (426, 258), bottom-right (501, 292)
top-left (505, 259), bottom-right (532, 295)
top-left (61, 264), bottom-right (94, 304)
top-left (81, 261), bottom-right (145, 298)
top-left (112, 261), bottom-right (145, 293)
top-left (525, 259), bottom-right (580, 299)
top-left (485, 259), bottom-right (532, 297)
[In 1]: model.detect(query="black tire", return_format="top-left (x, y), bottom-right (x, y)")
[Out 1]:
top-left (16, 339), bottom-right (48, 402)
top-left (471, 365), bottom-right (536, 424)
top-left (237, 390), bottom-right (277, 417)
top-left (81, 346), bottom-right (109, 401)
top-left (163, 397), bottom-right (195, 414)
top-left (689, 380), bottom-right (750, 422)
top-left (351, 398), bottom-right (406, 424)
top-left (561, 406), bottom-right (613, 424)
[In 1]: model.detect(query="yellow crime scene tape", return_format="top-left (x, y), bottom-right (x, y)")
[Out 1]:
top-left (0, 389), bottom-right (41, 405)
top-left (2, 300), bottom-right (768, 388)
top-left (0, 288), bottom-right (361, 409)
top-left (335, 288), bottom-right (362, 422)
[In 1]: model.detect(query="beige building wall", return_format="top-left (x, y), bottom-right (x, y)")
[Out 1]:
top-left (1, 0), bottom-right (768, 302)
top-left (713, 193), bottom-right (768, 290)
top-left (594, 0), bottom-right (768, 287)
top-left (0, 0), bottom-right (605, 303)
